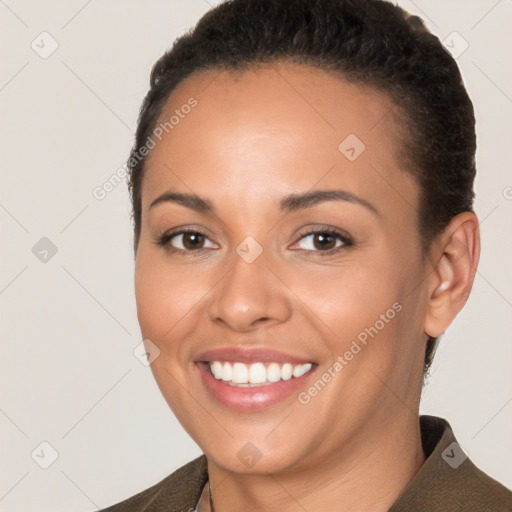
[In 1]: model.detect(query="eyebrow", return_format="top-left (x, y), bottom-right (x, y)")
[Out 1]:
top-left (280, 189), bottom-right (379, 215)
top-left (149, 189), bottom-right (380, 216)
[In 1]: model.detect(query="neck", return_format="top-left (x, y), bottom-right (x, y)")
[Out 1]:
top-left (207, 413), bottom-right (425, 512)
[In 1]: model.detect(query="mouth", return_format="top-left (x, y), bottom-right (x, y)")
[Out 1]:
top-left (194, 348), bottom-right (317, 411)
top-left (204, 360), bottom-right (314, 387)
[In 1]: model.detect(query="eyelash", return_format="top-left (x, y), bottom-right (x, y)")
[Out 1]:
top-left (154, 227), bottom-right (353, 257)
top-left (295, 227), bottom-right (354, 255)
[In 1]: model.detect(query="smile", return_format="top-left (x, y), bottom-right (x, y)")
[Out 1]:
top-left (209, 361), bottom-right (314, 386)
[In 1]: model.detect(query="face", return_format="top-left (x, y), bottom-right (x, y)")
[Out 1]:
top-left (134, 62), bottom-right (430, 475)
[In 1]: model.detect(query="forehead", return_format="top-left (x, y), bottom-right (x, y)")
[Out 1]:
top-left (141, 62), bottom-right (417, 218)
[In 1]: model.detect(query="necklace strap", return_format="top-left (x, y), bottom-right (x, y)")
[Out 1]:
top-left (209, 480), bottom-right (214, 511)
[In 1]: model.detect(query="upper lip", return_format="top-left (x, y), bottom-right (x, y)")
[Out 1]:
top-left (195, 346), bottom-right (315, 365)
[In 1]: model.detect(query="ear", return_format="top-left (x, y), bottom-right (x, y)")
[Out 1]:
top-left (424, 212), bottom-right (481, 338)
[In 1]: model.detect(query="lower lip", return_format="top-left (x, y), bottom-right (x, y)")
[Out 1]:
top-left (196, 363), bottom-right (316, 411)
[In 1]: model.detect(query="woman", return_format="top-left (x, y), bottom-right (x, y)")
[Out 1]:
top-left (101, 0), bottom-right (512, 510)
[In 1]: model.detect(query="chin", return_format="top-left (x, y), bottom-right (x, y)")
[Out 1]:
top-left (204, 444), bottom-right (303, 476)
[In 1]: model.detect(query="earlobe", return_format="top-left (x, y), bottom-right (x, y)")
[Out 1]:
top-left (424, 212), bottom-right (480, 338)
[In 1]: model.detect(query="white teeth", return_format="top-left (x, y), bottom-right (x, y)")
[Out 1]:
top-left (208, 361), bottom-right (313, 386)
top-left (267, 362), bottom-right (281, 383)
top-left (222, 361), bottom-right (232, 381)
top-left (248, 362), bottom-right (267, 384)
top-left (281, 363), bottom-right (293, 381)
top-left (293, 362), bottom-right (312, 377)
top-left (211, 361), bottom-right (223, 379)
top-left (232, 362), bottom-right (248, 384)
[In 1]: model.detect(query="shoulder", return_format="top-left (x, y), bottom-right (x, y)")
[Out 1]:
top-left (390, 416), bottom-right (512, 511)
top-left (99, 455), bottom-right (208, 512)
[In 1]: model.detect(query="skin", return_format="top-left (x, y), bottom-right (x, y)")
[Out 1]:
top-left (134, 62), bottom-right (480, 512)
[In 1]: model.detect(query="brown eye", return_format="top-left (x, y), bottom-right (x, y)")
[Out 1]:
top-left (155, 229), bottom-right (218, 253)
top-left (311, 233), bottom-right (337, 251)
top-left (179, 232), bottom-right (206, 250)
top-left (293, 228), bottom-right (352, 254)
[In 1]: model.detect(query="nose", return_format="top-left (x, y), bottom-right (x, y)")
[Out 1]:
top-left (207, 249), bottom-right (292, 333)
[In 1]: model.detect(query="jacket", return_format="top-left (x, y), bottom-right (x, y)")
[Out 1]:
top-left (99, 415), bottom-right (512, 511)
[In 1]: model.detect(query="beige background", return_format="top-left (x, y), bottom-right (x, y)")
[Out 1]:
top-left (0, 0), bottom-right (511, 510)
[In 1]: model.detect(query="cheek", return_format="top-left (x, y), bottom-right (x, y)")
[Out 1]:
top-left (295, 253), bottom-right (419, 361)
top-left (289, 260), bottom-right (399, 337)
top-left (135, 255), bottom-right (164, 337)
top-left (134, 253), bottom-right (201, 412)
top-left (134, 247), bottom-right (219, 347)
top-left (134, 250), bottom-right (190, 340)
